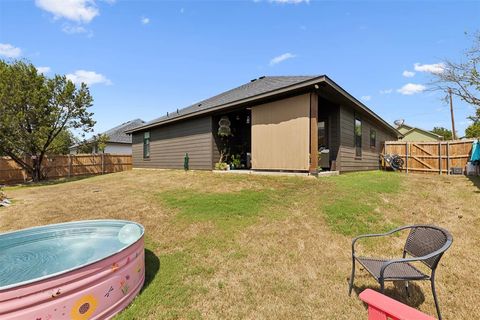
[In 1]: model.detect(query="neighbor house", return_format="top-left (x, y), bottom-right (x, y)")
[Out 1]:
top-left (70, 119), bottom-right (145, 154)
top-left (396, 123), bottom-right (443, 142)
top-left (126, 76), bottom-right (400, 173)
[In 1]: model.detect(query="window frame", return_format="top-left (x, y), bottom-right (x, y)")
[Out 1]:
top-left (354, 116), bottom-right (362, 158)
top-left (143, 131), bottom-right (150, 159)
top-left (370, 128), bottom-right (377, 149)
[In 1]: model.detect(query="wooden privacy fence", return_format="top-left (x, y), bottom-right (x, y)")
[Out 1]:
top-left (383, 140), bottom-right (474, 174)
top-left (0, 154), bottom-right (132, 184)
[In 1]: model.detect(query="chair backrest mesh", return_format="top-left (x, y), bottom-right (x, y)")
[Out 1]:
top-left (404, 226), bottom-right (449, 269)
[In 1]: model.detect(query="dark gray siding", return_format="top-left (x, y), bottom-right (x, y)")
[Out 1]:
top-left (212, 117), bottom-right (221, 166)
top-left (338, 105), bottom-right (397, 172)
top-left (132, 116), bottom-right (213, 170)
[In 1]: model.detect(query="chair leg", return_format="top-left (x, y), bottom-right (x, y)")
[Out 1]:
top-left (348, 258), bottom-right (355, 296)
top-left (431, 278), bottom-right (442, 320)
top-left (405, 281), bottom-right (410, 298)
top-left (380, 279), bottom-right (385, 293)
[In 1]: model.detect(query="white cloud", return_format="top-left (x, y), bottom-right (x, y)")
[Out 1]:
top-left (0, 43), bottom-right (22, 58)
top-left (270, 53), bottom-right (296, 66)
top-left (397, 83), bottom-right (426, 95)
top-left (66, 70), bottom-right (112, 85)
top-left (37, 66), bottom-right (51, 74)
top-left (35, 0), bottom-right (99, 23)
top-left (402, 70), bottom-right (415, 78)
top-left (62, 24), bottom-right (88, 34)
top-left (361, 95), bottom-right (371, 102)
top-left (269, 0), bottom-right (310, 3)
top-left (141, 17), bottom-right (150, 25)
top-left (380, 89), bottom-right (393, 94)
top-left (414, 62), bottom-right (445, 74)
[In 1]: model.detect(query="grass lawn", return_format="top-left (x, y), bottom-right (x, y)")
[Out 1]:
top-left (1, 170), bottom-right (479, 319)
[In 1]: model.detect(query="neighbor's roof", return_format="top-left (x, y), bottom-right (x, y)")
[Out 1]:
top-left (71, 119), bottom-right (145, 149)
top-left (396, 123), bottom-right (443, 139)
top-left (103, 118), bottom-right (146, 143)
top-left (126, 75), bottom-right (399, 136)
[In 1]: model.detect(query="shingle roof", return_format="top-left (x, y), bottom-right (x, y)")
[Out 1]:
top-left (101, 119), bottom-right (145, 143)
top-left (135, 76), bottom-right (319, 130)
top-left (127, 75), bottom-right (399, 137)
top-left (70, 119), bottom-right (145, 149)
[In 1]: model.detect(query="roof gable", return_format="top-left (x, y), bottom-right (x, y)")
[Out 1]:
top-left (397, 123), bottom-right (443, 139)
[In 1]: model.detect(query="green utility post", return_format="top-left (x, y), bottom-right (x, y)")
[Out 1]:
top-left (184, 153), bottom-right (189, 171)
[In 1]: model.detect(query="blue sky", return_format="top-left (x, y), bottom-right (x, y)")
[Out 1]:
top-left (1, 0), bottom-right (479, 137)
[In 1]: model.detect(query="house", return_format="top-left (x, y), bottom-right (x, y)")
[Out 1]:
top-left (70, 119), bottom-right (145, 154)
top-left (396, 123), bottom-right (443, 142)
top-left (126, 76), bottom-right (400, 173)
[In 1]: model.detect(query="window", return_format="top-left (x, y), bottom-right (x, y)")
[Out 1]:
top-left (354, 117), bottom-right (362, 157)
top-left (143, 132), bottom-right (150, 159)
top-left (370, 129), bottom-right (376, 149)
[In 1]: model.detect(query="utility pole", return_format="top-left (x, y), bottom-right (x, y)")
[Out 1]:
top-left (448, 88), bottom-right (457, 140)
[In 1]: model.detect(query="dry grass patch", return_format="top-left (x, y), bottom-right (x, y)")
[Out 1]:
top-left (1, 170), bottom-right (479, 319)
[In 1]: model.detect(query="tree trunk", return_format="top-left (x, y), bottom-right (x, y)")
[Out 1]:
top-left (31, 156), bottom-right (44, 182)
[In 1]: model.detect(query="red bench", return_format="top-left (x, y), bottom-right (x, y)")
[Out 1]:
top-left (359, 289), bottom-right (436, 320)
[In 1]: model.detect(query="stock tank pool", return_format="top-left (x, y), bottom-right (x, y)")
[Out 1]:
top-left (0, 220), bottom-right (145, 320)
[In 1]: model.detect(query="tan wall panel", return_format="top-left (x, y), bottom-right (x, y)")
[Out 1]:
top-left (251, 94), bottom-right (310, 171)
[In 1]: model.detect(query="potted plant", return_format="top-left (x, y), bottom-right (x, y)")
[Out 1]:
top-left (215, 116), bottom-right (232, 171)
top-left (230, 154), bottom-right (241, 169)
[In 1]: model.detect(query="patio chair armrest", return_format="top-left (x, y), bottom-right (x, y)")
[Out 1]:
top-left (351, 225), bottom-right (415, 256)
top-left (379, 246), bottom-right (449, 279)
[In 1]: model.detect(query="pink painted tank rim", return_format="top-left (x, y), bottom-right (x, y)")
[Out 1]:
top-left (0, 219), bottom-right (145, 291)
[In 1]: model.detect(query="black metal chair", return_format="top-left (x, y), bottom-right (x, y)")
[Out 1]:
top-left (348, 225), bottom-right (453, 320)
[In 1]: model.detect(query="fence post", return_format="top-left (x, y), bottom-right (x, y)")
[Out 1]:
top-left (447, 141), bottom-right (450, 175)
top-left (438, 142), bottom-right (442, 175)
top-left (384, 142), bottom-right (388, 171)
top-left (68, 154), bottom-right (72, 178)
top-left (101, 153), bottom-right (105, 175)
top-left (405, 142), bottom-right (409, 174)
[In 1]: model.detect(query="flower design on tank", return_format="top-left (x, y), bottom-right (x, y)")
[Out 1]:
top-left (111, 262), bottom-right (119, 272)
top-left (70, 294), bottom-right (98, 320)
top-left (120, 280), bottom-right (129, 295)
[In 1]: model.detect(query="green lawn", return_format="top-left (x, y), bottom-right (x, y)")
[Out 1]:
top-left (2, 170), bottom-right (479, 319)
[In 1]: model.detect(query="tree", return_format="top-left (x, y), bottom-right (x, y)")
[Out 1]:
top-left (0, 60), bottom-right (95, 181)
top-left (465, 123), bottom-right (480, 138)
top-left (431, 127), bottom-right (453, 140)
top-left (75, 134), bottom-right (109, 153)
top-left (96, 134), bottom-right (109, 153)
top-left (49, 129), bottom-right (77, 154)
top-left (430, 32), bottom-right (479, 137)
top-left (431, 32), bottom-right (479, 107)
top-left (465, 108), bottom-right (480, 138)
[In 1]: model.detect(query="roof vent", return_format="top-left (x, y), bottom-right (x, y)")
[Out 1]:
top-left (198, 103), bottom-right (202, 107)
top-left (259, 76), bottom-right (266, 79)
top-left (177, 109), bottom-right (179, 114)
top-left (167, 112), bottom-right (169, 117)
top-left (250, 78), bottom-right (257, 82)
